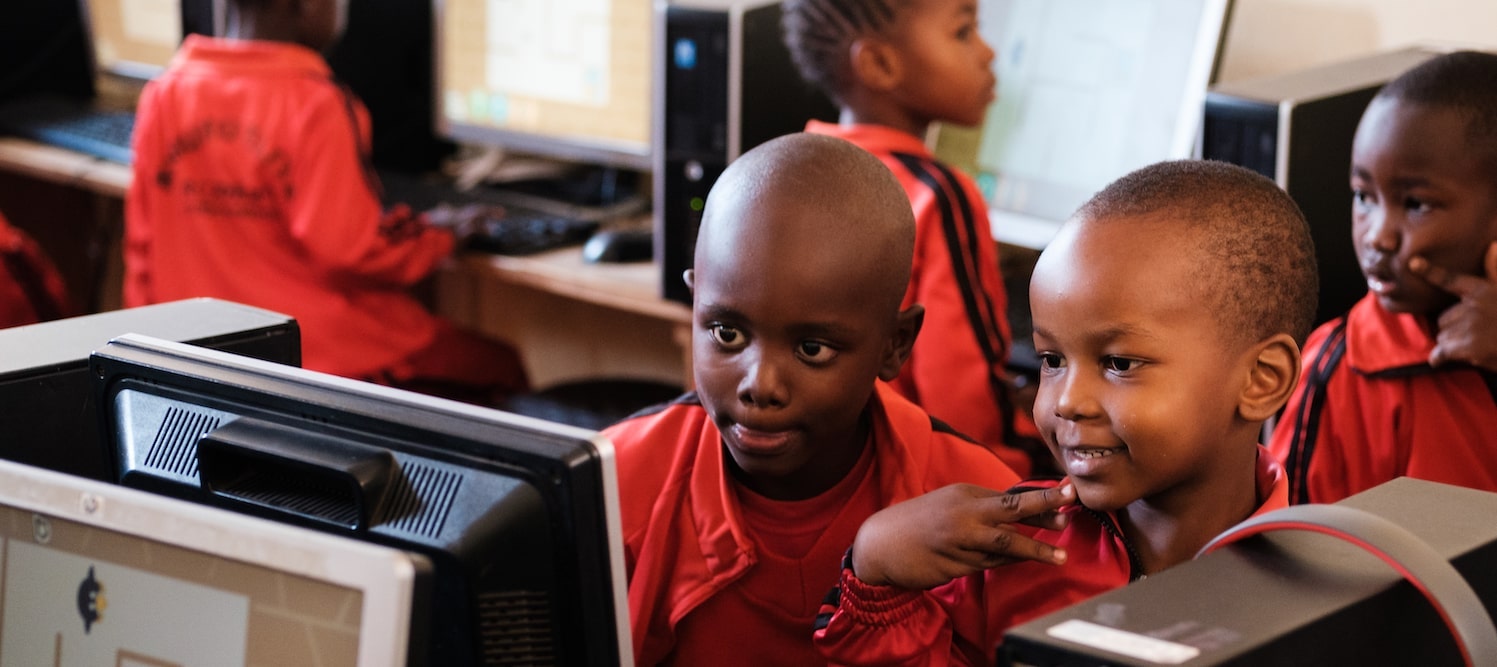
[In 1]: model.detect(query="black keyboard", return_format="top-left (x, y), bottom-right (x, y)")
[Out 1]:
top-left (463, 213), bottom-right (600, 256)
top-left (0, 96), bottom-right (135, 164)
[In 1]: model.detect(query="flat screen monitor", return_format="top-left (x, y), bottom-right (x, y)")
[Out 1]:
top-left (82, 0), bottom-right (192, 82)
top-left (0, 457), bottom-right (425, 666)
top-left (945, 0), bottom-right (1233, 249)
top-left (433, 0), bottom-right (655, 171)
top-left (91, 334), bottom-right (633, 666)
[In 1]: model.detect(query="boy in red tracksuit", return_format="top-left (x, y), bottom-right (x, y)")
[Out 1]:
top-left (815, 160), bottom-right (1317, 666)
top-left (603, 133), bottom-right (1040, 667)
top-left (125, 0), bottom-right (527, 403)
top-left (1270, 51), bottom-right (1497, 504)
top-left (783, 0), bottom-right (1042, 476)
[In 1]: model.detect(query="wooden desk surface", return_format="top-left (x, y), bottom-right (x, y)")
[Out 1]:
top-left (450, 247), bottom-right (691, 325)
top-left (0, 137), bottom-right (131, 198)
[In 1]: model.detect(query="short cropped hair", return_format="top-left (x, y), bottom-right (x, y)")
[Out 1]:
top-left (781, 0), bottom-right (909, 104)
top-left (1075, 160), bottom-right (1319, 345)
top-left (1376, 50), bottom-right (1497, 174)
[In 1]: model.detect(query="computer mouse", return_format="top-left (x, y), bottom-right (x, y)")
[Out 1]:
top-left (583, 228), bottom-right (654, 263)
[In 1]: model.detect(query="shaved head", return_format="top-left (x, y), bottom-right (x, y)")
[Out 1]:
top-left (695, 132), bottom-right (916, 317)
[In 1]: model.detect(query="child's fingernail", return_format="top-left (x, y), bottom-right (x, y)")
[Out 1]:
top-left (1409, 256), bottom-right (1427, 272)
top-left (1053, 548), bottom-right (1067, 565)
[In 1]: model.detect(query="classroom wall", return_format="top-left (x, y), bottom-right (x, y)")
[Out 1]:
top-left (1217, 0), bottom-right (1497, 82)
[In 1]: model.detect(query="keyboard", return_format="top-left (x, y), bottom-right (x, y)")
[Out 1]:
top-left (0, 96), bottom-right (135, 164)
top-left (463, 213), bottom-right (600, 256)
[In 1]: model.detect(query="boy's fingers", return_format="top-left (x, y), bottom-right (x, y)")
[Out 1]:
top-left (971, 528), bottom-right (1067, 566)
top-left (1409, 254), bottom-right (1492, 299)
top-left (978, 483), bottom-right (1076, 524)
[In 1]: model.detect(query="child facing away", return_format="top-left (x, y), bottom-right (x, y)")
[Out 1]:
top-left (782, 0), bottom-right (1044, 476)
top-left (1270, 50), bottom-right (1497, 504)
top-left (125, 0), bottom-right (527, 404)
top-left (814, 160), bottom-right (1319, 666)
top-left (602, 133), bottom-right (1036, 666)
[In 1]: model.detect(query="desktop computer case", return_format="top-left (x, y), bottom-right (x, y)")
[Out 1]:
top-left (654, 0), bottom-right (837, 304)
top-left (1200, 47), bottom-right (1440, 324)
top-left (0, 298), bottom-right (299, 480)
top-left (1001, 478), bottom-right (1497, 666)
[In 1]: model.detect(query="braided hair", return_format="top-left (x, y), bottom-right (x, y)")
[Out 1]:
top-left (781, 0), bottom-right (908, 104)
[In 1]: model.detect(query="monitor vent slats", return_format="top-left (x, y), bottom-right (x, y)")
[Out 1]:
top-left (382, 461), bottom-right (462, 539)
top-left (476, 590), bottom-right (555, 666)
top-left (143, 406), bottom-right (218, 477)
top-left (220, 471), bottom-right (361, 528)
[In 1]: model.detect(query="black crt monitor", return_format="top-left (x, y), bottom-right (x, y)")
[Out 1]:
top-left (92, 334), bottom-right (634, 666)
top-left (433, 0), bottom-right (655, 173)
top-left (0, 457), bottom-right (425, 666)
top-left (939, 0), bottom-right (1234, 250)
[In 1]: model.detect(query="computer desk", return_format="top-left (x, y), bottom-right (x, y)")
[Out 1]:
top-left (0, 136), bottom-right (693, 389)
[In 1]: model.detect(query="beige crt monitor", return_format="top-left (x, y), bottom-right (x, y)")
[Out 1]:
top-left (82, 0), bottom-right (184, 81)
top-left (434, 0), bottom-right (655, 170)
top-left (0, 458), bottom-right (426, 667)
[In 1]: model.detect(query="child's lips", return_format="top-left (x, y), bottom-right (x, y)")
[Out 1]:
top-left (1059, 444), bottom-right (1127, 477)
top-left (727, 424), bottom-right (794, 456)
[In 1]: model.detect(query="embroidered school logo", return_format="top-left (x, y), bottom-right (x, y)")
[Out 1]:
top-left (76, 565), bottom-right (107, 634)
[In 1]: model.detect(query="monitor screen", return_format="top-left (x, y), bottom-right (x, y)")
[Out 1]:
top-left (0, 457), bottom-right (423, 666)
top-left (91, 334), bottom-right (633, 666)
top-left (943, 0), bottom-right (1232, 249)
top-left (434, 0), bottom-right (654, 171)
top-left (82, 0), bottom-right (188, 81)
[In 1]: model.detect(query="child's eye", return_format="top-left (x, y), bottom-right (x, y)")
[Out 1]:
top-left (1351, 188), bottom-right (1373, 209)
top-left (1102, 356), bottom-right (1143, 374)
top-left (1037, 352), bottom-right (1064, 371)
top-left (707, 324), bottom-right (748, 350)
top-left (1404, 197), bottom-right (1431, 214)
top-left (956, 24), bottom-right (975, 40)
top-left (796, 340), bottom-right (837, 364)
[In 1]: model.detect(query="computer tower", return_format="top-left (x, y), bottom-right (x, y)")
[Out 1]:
top-left (1201, 47), bottom-right (1441, 325)
top-left (654, 0), bottom-right (838, 304)
top-left (0, 298), bottom-right (299, 481)
top-left (1001, 478), bottom-right (1497, 666)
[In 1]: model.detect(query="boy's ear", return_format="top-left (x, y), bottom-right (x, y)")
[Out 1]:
top-left (1237, 332), bottom-right (1302, 423)
top-left (682, 269), bottom-right (695, 294)
top-left (878, 304), bottom-right (924, 381)
top-left (848, 37), bottom-right (902, 92)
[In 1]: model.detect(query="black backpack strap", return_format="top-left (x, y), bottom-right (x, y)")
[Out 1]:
top-left (1284, 317), bottom-right (1349, 505)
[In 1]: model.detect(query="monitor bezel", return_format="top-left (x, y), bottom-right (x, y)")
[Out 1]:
top-left (430, 0), bottom-right (656, 173)
top-left (0, 457), bottom-right (423, 667)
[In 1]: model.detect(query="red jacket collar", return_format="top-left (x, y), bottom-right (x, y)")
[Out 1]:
top-left (1344, 293), bottom-right (1436, 373)
top-left (804, 120), bottom-right (933, 159)
top-left (174, 34), bottom-right (331, 77)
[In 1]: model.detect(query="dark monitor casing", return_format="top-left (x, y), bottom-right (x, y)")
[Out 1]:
top-left (91, 334), bottom-right (631, 666)
top-left (0, 298), bottom-right (299, 481)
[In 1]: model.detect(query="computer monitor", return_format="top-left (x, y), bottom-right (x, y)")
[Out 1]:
top-left (943, 0), bottom-right (1233, 249)
top-left (433, 0), bottom-right (655, 172)
top-left (0, 457), bottom-right (425, 666)
top-left (82, 0), bottom-right (191, 82)
top-left (92, 334), bottom-right (633, 666)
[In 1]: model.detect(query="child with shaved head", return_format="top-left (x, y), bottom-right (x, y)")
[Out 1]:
top-left (815, 160), bottom-right (1315, 665)
top-left (603, 132), bottom-right (1030, 666)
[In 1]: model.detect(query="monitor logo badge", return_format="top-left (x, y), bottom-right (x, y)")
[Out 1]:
top-left (76, 565), bottom-right (108, 634)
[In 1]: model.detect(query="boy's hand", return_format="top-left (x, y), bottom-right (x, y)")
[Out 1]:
top-left (850, 482), bottom-right (1075, 591)
top-left (1409, 242), bottom-right (1497, 372)
top-left (425, 203), bottom-right (502, 243)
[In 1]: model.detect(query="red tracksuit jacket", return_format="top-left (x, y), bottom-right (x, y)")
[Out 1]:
top-left (1271, 293), bottom-right (1497, 504)
top-left (125, 35), bottom-right (452, 378)
top-left (605, 383), bottom-right (1019, 666)
top-left (804, 121), bottom-right (1029, 475)
top-left (814, 447), bottom-right (1288, 666)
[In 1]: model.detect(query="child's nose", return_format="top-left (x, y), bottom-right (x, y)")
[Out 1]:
top-left (1050, 371), bottom-right (1099, 421)
top-left (1361, 206), bottom-right (1401, 254)
top-left (737, 350), bottom-right (788, 409)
